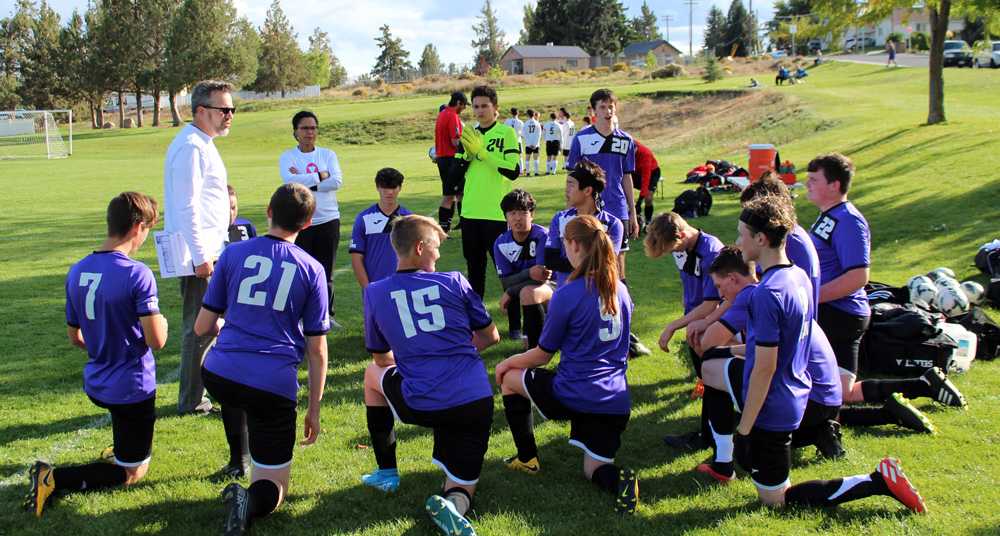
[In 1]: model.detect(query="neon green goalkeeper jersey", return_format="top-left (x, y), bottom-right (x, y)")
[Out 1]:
top-left (459, 121), bottom-right (521, 221)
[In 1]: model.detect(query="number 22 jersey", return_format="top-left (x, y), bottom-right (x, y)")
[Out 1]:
top-left (202, 235), bottom-right (330, 401)
top-left (364, 270), bottom-right (493, 411)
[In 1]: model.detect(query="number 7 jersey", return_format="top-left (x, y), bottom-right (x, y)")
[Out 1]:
top-left (364, 270), bottom-right (494, 411)
top-left (202, 235), bottom-right (330, 401)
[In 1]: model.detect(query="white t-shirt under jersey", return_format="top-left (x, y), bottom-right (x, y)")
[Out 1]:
top-left (544, 120), bottom-right (564, 143)
top-left (278, 146), bottom-right (343, 224)
top-left (522, 118), bottom-right (542, 147)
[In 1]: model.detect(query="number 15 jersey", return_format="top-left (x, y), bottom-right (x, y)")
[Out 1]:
top-left (364, 270), bottom-right (493, 411)
top-left (203, 235), bottom-right (330, 401)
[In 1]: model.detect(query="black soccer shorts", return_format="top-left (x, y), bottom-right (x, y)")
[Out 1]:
top-left (89, 394), bottom-right (156, 467)
top-left (203, 369), bottom-right (297, 469)
top-left (522, 368), bottom-right (630, 463)
top-left (545, 140), bottom-right (561, 157)
top-left (817, 304), bottom-right (870, 377)
top-left (436, 156), bottom-right (465, 196)
top-left (739, 427), bottom-right (793, 490)
top-left (380, 367), bottom-right (493, 485)
top-left (525, 145), bottom-right (540, 155)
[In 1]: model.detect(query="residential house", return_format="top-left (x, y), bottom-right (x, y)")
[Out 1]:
top-left (499, 44), bottom-right (591, 75)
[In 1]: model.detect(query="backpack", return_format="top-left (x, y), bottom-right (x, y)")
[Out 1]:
top-left (865, 282), bottom-right (911, 307)
top-left (673, 188), bottom-right (713, 218)
top-left (860, 302), bottom-right (956, 375)
top-left (950, 307), bottom-right (1000, 361)
top-left (975, 244), bottom-right (1000, 277)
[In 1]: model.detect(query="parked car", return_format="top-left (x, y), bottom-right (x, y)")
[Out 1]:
top-left (974, 40), bottom-right (1000, 68)
top-left (808, 40), bottom-right (824, 53)
top-left (844, 37), bottom-right (876, 50)
top-left (943, 40), bottom-right (973, 67)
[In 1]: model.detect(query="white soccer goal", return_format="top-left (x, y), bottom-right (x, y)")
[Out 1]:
top-left (0, 109), bottom-right (73, 160)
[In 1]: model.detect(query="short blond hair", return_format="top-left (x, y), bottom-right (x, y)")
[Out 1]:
top-left (390, 215), bottom-right (447, 257)
top-left (644, 212), bottom-right (688, 258)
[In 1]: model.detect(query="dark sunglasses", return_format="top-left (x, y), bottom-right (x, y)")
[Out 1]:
top-left (203, 105), bottom-right (236, 116)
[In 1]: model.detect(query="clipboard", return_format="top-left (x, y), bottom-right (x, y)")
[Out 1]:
top-left (154, 231), bottom-right (195, 278)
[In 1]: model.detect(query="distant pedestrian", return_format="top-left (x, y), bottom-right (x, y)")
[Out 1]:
top-left (886, 41), bottom-right (897, 67)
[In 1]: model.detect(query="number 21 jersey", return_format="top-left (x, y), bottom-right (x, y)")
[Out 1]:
top-left (364, 270), bottom-right (493, 411)
top-left (202, 235), bottom-right (330, 401)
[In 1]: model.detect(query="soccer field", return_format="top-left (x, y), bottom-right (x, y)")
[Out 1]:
top-left (2, 62), bottom-right (1000, 535)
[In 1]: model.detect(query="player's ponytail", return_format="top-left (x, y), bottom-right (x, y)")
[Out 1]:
top-left (565, 215), bottom-right (619, 316)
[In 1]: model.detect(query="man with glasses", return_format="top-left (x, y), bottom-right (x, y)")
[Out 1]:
top-left (163, 80), bottom-right (234, 415)
top-left (280, 110), bottom-right (344, 328)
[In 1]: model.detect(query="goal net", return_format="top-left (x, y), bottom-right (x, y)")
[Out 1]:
top-left (0, 110), bottom-right (72, 160)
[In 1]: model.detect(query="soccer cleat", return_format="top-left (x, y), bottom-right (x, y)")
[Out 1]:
top-left (425, 494), bottom-right (477, 536)
top-left (695, 461), bottom-right (735, 484)
top-left (814, 420), bottom-right (847, 459)
top-left (877, 457), bottom-right (927, 513)
top-left (24, 461), bottom-right (55, 517)
top-left (628, 333), bottom-right (652, 358)
top-left (329, 317), bottom-right (344, 331)
top-left (885, 393), bottom-right (936, 434)
top-left (922, 367), bottom-right (967, 408)
top-left (99, 445), bottom-right (115, 463)
top-left (663, 431), bottom-right (708, 451)
top-left (210, 463), bottom-right (249, 483)
top-left (221, 483), bottom-right (251, 535)
top-left (614, 467), bottom-right (639, 515)
top-left (361, 468), bottom-right (400, 493)
top-left (504, 455), bottom-right (540, 475)
top-left (689, 378), bottom-right (705, 400)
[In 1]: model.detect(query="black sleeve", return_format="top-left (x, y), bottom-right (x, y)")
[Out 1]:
top-left (500, 268), bottom-right (533, 290)
top-left (544, 247), bottom-right (573, 273)
top-left (499, 164), bottom-right (520, 181)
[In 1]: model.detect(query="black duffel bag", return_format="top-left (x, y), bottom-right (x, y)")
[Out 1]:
top-left (860, 303), bottom-right (955, 375)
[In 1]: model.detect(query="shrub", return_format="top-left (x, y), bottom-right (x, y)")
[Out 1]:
top-left (594, 66), bottom-right (610, 74)
top-left (910, 31), bottom-right (930, 51)
top-left (352, 88), bottom-right (367, 97)
top-left (887, 31), bottom-right (905, 44)
top-left (612, 62), bottom-right (628, 72)
top-left (487, 65), bottom-right (505, 83)
top-left (458, 71), bottom-right (476, 80)
top-left (703, 55), bottom-right (723, 83)
top-left (651, 63), bottom-right (686, 79)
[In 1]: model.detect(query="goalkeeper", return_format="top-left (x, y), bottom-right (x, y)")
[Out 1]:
top-left (457, 85), bottom-right (522, 298)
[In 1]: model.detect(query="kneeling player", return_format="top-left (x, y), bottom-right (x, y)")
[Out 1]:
top-left (493, 189), bottom-right (552, 346)
top-left (27, 192), bottom-right (167, 517)
top-left (723, 196), bottom-right (925, 512)
top-left (361, 215), bottom-right (500, 536)
top-left (195, 183), bottom-right (330, 534)
top-left (496, 215), bottom-right (639, 514)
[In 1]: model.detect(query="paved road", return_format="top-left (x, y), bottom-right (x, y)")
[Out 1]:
top-left (833, 52), bottom-right (929, 68)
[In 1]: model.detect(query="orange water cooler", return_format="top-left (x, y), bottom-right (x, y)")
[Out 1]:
top-left (748, 144), bottom-right (778, 181)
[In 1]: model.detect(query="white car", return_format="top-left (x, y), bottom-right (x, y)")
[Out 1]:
top-left (974, 41), bottom-right (1000, 68)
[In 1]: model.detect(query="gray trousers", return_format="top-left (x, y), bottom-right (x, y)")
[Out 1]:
top-left (178, 275), bottom-right (215, 413)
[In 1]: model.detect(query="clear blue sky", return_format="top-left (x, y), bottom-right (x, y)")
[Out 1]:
top-left (2, 0), bottom-right (777, 78)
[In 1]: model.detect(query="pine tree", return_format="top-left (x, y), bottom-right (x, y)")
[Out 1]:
top-left (471, 0), bottom-right (508, 66)
top-left (304, 28), bottom-right (332, 87)
top-left (702, 54), bottom-right (723, 82)
top-left (703, 6), bottom-right (727, 57)
top-left (20, 0), bottom-right (61, 110)
top-left (371, 24), bottom-right (412, 80)
top-left (629, 1), bottom-right (662, 41)
top-left (723, 0), bottom-right (751, 57)
top-left (0, 0), bottom-right (37, 109)
top-left (419, 44), bottom-right (442, 76)
top-left (518, 3), bottom-right (536, 44)
top-left (253, 0), bottom-right (307, 97)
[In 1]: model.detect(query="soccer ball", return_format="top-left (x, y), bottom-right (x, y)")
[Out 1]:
top-left (934, 276), bottom-right (962, 295)
top-left (935, 285), bottom-right (970, 317)
top-left (926, 267), bottom-right (956, 282)
top-left (907, 275), bottom-right (938, 306)
top-left (961, 281), bottom-right (985, 305)
top-left (428, 146), bottom-right (437, 162)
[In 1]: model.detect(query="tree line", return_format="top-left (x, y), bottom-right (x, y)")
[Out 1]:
top-left (518, 0), bottom-right (663, 56)
top-left (0, 0), bottom-right (346, 128)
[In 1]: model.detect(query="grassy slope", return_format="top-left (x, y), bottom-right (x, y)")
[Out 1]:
top-left (1, 63), bottom-right (999, 536)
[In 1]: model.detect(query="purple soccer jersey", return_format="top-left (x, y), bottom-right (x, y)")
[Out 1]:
top-left (743, 264), bottom-right (814, 432)
top-left (545, 208), bottom-right (623, 286)
top-left (202, 236), bottom-right (330, 401)
top-left (672, 231), bottom-right (724, 314)
top-left (228, 217), bottom-right (257, 244)
top-left (349, 203), bottom-right (412, 284)
top-left (806, 320), bottom-right (843, 406)
top-left (65, 251), bottom-right (159, 405)
top-left (364, 270), bottom-right (493, 411)
top-left (493, 224), bottom-right (547, 278)
top-left (809, 201), bottom-right (871, 317)
top-left (785, 224), bottom-right (821, 316)
top-left (718, 284), bottom-right (757, 341)
top-left (538, 278), bottom-right (633, 414)
top-left (566, 125), bottom-right (637, 221)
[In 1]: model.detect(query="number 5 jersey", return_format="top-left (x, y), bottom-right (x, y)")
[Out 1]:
top-left (363, 270), bottom-right (494, 411)
top-left (202, 235), bottom-right (331, 401)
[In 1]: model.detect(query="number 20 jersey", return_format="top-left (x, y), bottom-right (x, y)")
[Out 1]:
top-left (203, 235), bottom-right (330, 401)
top-left (364, 270), bottom-right (493, 411)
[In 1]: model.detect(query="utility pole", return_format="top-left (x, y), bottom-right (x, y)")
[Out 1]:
top-left (684, 0), bottom-right (697, 58)
top-left (663, 14), bottom-right (674, 43)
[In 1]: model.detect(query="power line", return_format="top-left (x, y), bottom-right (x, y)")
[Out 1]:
top-left (663, 14), bottom-right (674, 43)
top-left (684, 0), bottom-right (698, 57)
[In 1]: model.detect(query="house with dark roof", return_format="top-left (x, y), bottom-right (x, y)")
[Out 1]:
top-left (499, 44), bottom-right (591, 75)
top-left (623, 40), bottom-right (683, 66)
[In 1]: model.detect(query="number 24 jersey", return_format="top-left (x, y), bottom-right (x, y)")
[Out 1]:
top-left (364, 270), bottom-right (493, 411)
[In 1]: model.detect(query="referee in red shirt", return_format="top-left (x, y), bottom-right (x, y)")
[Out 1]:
top-left (632, 140), bottom-right (661, 232)
top-left (435, 92), bottom-right (468, 232)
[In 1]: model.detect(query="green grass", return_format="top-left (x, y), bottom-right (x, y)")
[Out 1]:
top-left (2, 63), bottom-right (1000, 535)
